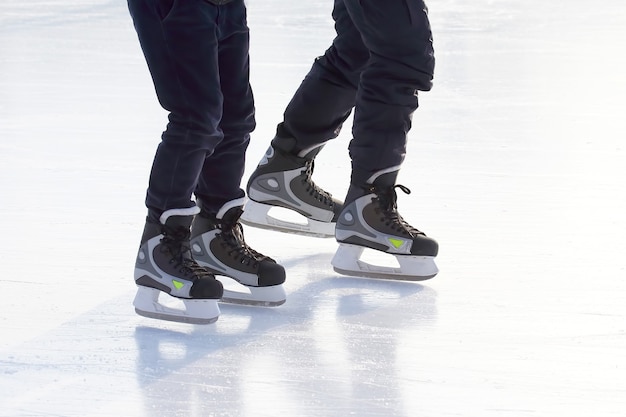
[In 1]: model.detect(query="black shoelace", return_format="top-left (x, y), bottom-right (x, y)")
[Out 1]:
top-left (161, 227), bottom-right (214, 279)
top-left (371, 184), bottom-right (425, 237)
top-left (301, 160), bottom-right (334, 206)
top-left (218, 222), bottom-right (272, 267)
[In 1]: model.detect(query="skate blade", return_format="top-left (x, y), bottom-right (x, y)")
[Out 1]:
top-left (133, 286), bottom-right (220, 324)
top-left (331, 244), bottom-right (439, 281)
top-left (241, 201), bottom-right (335, 238)
top-left (218, 277), bottom-right (286, 307)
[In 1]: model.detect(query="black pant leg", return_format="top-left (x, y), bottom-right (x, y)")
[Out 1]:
top-left (128, 0), bottom-right (224, 214)
top-left (195, 1), bottom-right (255, 212)
top-left (344, 0), bottom-right (435, 184)
top-left (281, 0), bottom-right (369, 149)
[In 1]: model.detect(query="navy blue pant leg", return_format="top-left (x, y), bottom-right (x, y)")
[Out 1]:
top-left (128, 0), bottom-right (254, 216)
top-left (345, 0), bottom-right (435, 184)
top-left (196, 3), bottom-right (255, 213)
top-left (281, 0), bottom-right (368, 147)
top-left (281, 0), bottom-right (435, 186)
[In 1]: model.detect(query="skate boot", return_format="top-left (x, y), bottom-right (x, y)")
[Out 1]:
top-left (332, 171), bottom-right (439, 281)
top-left (134, 207), bottom-right (223, 324)
top-left (242, 135), bottom-right (343, 238)
top-left (191, 198), bottom-right (287, 306)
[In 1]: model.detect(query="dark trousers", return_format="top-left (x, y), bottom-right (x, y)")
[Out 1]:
top-left (128, 0), bottom-right (254, 216)
top-left (280, 0), bottom-right (435, 186)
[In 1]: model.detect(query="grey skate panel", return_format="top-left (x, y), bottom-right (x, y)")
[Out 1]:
top-left (191, 232), bottom-right (260, 286)
top-left (135, 246), bottom-right (160, 278)
top-left (251, 173), bottom-right (300, 204)
top-left (134, 238), bottom-right (195, 298)
top-left (335, 200), bottom-right (378, 241)
top-left (249, 170), bottom-right (336, 222)
top-left (190, 235), bottom-right (225, 272)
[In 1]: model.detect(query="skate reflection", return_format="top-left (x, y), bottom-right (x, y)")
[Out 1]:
top-left (134, 252), bottom-right (437, 417)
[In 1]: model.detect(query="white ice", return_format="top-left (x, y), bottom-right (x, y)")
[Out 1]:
top-left (1, 1), bottom-right (625, 416)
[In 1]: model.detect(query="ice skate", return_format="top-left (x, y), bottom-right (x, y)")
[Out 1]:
top-left (332, 171), bottom-right (439, 281)
top-left (134, 207), bottom-right (223, 324)
top-left (191, 198), bottom-right (287, 306)
top-left (242, 136), bottom-right (343, 238)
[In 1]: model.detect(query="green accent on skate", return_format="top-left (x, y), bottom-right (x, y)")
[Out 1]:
top-left (172, 280), bottom-right (184, 290)
top-left (389, 238), bottom-right (405, 249)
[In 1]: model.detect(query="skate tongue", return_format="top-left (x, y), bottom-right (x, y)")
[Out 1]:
top-left (218, 207), bottom-right (248, 246)
top-left (161, 233), bottom-right (213, 279)
top-left (375, 183), bottom-right (411, 210)
top-left (220, 208), bottom-right (272, 264)
top-left (160, 220), bottom-right (213, 277)
top-left (302, 160), bottom-right (334, 205)
top-left (373, 184), bottom-right (425, 237)
top-left (161, 223), bottom-right (190, 242)
top-left (220, 206), bottom-right (244, 226)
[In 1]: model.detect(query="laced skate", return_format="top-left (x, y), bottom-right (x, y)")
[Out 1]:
top-left (134, 207), bottom-right (223, 324)
top-left (191, 198), bottom-right (287, 306)
top-left (332, 182), bottom-right (439, 281)
top-left (242, 137), bottom-right (343, 238)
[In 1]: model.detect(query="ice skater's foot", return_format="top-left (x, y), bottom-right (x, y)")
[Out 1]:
top-left (191, 198), bottom-right (287, 306)
top-left (332, 171), bottom-right (439, 281)
top-left (134, 207), bottom-right (223, 324)
top-left (242, 135), bottom-right (342, 238)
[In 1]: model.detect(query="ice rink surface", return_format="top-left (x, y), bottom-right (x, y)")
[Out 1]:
top-left (1, 1), bottom-right (625, 416)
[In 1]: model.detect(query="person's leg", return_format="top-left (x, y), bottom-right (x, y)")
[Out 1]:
top-left (280, 0), bottom-right (370, 149)
top-left (191, 1), bottom-right (286, 304)
top-left (195, 0), bottom-right (255, 214)
top-left (242, 0), bottom-right (369, 236)
top-left (128, 0), bottom-right (225, 218)
top-left (330, 0), bottom-right (438, 280)
top-left (342, 0), bottom-right (435, 191)
top-left (128, 0), bottom-right (225, 322)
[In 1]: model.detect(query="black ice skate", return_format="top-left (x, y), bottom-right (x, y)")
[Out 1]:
top-left (242, 135), bottom-right (343, 238)
top-left (332, 171), bottom-right (439, 281)
top-left (191, 198), bottom-right (287, 306)
top-left (134, 207), bottom-right (223, 324)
